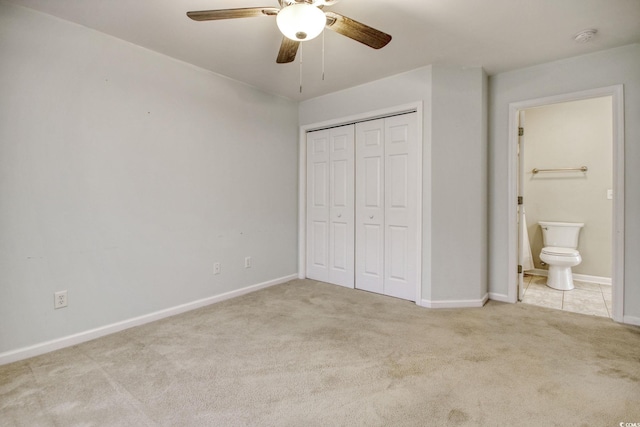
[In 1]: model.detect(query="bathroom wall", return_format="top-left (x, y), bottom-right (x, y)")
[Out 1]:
top-left (523, 97), bottom-right (612, 278)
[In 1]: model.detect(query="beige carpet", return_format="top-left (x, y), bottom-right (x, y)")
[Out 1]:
top-left (1, 279), bottom-right (639, 426)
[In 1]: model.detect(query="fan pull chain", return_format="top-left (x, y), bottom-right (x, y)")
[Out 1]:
top-left (322, 29), bottom-right (325, 81)
top-left (299, 43), bottom-right (303, 93)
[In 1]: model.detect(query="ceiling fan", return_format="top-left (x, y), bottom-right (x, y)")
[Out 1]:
top-left (186, 0), bottom-right (392, 64)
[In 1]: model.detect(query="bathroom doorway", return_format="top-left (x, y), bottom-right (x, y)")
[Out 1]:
top-left (508, 86), bottom-right (624, 321)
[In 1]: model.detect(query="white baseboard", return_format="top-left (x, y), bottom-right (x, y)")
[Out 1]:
top-left (420, 293), bottom-right (488, 309)
top-left (622, 315), bottom-right (640, 327)
top-left (488, 292), bottom-right (513, 303)
top-left (527, 268), bottom-right (611, 285)
top-left (0, 274), bottom-right (297, 366)
top-left (573, 273), bottom-right (611, 285)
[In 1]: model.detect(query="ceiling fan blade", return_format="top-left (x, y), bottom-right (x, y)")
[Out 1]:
top-left (324, 12), bottom-right (391, 49)
top-left (187, 7), bottom-right (279, 21)
top-left (277, 37), bottom-right (300, 63)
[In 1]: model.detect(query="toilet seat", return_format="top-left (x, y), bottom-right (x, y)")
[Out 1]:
top-left (541, 246), bottom-right (579, 257)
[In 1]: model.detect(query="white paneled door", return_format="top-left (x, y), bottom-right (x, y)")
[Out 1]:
top-left (306, 112), bottom-right (418, 300)
top-left (382, 114), bottom-right (418, 300)
top-left (355, 120), bottom-right (385, 294)
top-left (355, 113), bottom-right (418, 301)
top-left (306, 125), bottom-right (355, 288)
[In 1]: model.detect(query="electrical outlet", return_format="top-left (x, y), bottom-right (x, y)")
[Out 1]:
top-left (54, 290), bottom-right (68, 309)
top-left (214, 262), bottom-right (221, 275)
top-left (244, 257), bottom-right (251, 268)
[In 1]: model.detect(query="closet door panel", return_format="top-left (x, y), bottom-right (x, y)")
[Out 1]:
top-left (355, 120), bottom-right (385, 293)
top-left (387, 154), bottom-right (409, 208)
top-left (388, 225), bottom-right (408, 280)
top-left (306, 130), bottom-right (331, 282)
top-left (331, 222), bottom-right (349, 271)
top-left (310, 221), bottom-right (328, 268)
top-left (312, 163), bottom-right (328, 207)
top-left (332, 159), bottom-right (348, 207)
top-left (307, 125), bottom-right (355, 287)
top-left (364, 157), bottom-right (382, 207)
top-left (328, 125), bottom-right (355, 287)
top-left (363, 224), bottom-right (382, 274)
top-left (384, 114), bottom-right (418, 301)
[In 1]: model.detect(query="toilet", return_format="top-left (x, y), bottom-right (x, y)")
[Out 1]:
top-left (538, 221), bottom-right (584, 291)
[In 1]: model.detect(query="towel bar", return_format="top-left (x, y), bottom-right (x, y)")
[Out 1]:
top-left (532, 166), bottom-right (587, 174)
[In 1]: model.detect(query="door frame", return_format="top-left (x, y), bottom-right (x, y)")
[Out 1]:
top-left (517, 110), bottom-right (526, 302)
top-left (298, 102), bottom-right (424, 304)
top-left (507, 85), bottom-right (624, 322)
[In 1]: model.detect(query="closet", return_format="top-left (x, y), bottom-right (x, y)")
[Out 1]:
top-left (306, 112), bottom-right (419, 301)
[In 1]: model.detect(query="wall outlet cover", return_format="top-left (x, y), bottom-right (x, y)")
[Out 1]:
top-left (54, 290), bottom-right (68, 309)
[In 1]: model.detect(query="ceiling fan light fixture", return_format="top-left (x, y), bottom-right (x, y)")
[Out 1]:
top-left (277, 3), bottom-right (326, 41)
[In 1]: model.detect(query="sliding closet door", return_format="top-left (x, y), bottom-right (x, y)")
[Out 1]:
top-left (384, 113), bottom-right (418, 300)
top-left (355, 119), bottom-right (385, 294)
top-left (306, 125), bottom-right (355, 288)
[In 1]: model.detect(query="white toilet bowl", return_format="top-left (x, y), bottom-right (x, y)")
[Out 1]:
top-left (539, 247), bottom-right (582, 291)
top-left (538, 221), bottom-right (584, 291)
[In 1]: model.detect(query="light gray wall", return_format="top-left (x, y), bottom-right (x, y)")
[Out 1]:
top-left (430, 66), bottom-right (488, 301)
top-left (0, 2), bottom-right (299, 353)
top-left (298, 67), bottom-right (434, 125)
top-left (489, 44), bottom-right (640, 319)
top-left (524, 98), bottom-right (612, 278)
top-left (299, 65), bottom-right (488, 303)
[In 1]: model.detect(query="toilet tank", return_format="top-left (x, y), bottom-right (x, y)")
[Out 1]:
top-left (539, 221), bottom-right (584, 249)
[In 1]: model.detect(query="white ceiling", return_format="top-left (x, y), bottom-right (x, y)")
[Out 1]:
top-left (6, 0), bottom-right (640, 101)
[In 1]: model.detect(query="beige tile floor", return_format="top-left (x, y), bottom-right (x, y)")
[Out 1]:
top-left (521, 274), bottom-right (612, 318)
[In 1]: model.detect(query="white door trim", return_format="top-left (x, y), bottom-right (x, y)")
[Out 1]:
top-left (298, 102), bottom-right (424, 304)
top-left (507, 85), bottom-right (624, 322)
